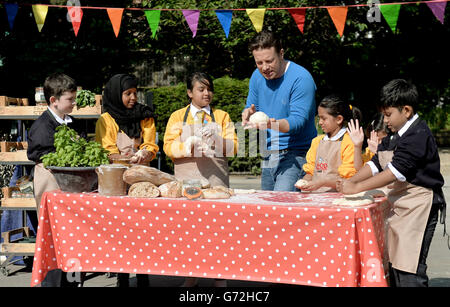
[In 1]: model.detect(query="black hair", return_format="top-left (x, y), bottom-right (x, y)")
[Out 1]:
top-left (319, 94), bottom-right (362, 125)
top-left (43, 73), bottom-right (77, 105)
top-left (248, 30), bottom-right (283, 53)
top-left (379, 79), bottom-right (418, 112)
top-left (367, 113), bottom-right (390, 134)
top-left (186, 72), bottom-right (214, 102)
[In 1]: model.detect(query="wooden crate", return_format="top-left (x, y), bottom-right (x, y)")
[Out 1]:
top-left (0, 96), bottom-right (29, 106)
top-left (1, 186), bottom-right (35, 208)
top-left (0, 141), bottom-right (27, 152)
top-left (1, 227), bottom-right (35, 254)
top-left (0, 150), bottom-right (29, 162)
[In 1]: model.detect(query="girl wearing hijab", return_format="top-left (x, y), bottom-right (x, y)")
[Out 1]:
top-left (96, 74), bottom-right (159, 165)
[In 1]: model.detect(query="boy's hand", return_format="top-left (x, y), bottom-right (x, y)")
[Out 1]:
top-left (336, 179), bottom-right (360, 194)
top-left (347, 119), bottom-right (364, 148)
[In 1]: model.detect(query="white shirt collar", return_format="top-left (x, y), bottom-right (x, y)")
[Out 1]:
top-left (190, 103), bottom-right (211, 118)
top-left (47, 106), bottom-right (73, 125)
top-left (323, 127), bottom-right (347, 141)
top-left (397, 113), bottom-right (419, 137)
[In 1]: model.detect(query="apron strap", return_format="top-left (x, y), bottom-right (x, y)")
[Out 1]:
top-left (183, 105), bottom-right (216, 125)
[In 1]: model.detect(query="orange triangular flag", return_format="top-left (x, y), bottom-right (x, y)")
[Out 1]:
top-left (327, 7), bottom-right (348, 37)
top-left (67, 6), bottom-right (83, 36)
top-left (288, 8), bottom-right (307, 34)
top-left (107, 8), bottom-right (124, 37)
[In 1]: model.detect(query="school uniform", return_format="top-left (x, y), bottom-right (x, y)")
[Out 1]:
top-left (303, 128), bottom-right (357, 192)
top-left (163, 104), bottom-right (238, 187)
top-left (368, 113), bottom-right (446, 287)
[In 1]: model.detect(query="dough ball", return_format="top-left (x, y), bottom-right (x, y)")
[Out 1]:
top-left (249, 112), bottom-right (269, 124)
top-left (294, 179), bottom-right (309, 189)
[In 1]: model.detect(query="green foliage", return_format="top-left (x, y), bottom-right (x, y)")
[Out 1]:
top-left (41, 125), bottom-right (109, 167)
top-left (76, 89), bottom-right (96, 108)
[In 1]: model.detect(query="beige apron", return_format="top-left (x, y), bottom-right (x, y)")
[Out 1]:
top-left (378, 150), bottom-right (433, 273)
top-left (173, 108), bottom-right (229, 188)
top-left (116, 132), bottom-right (141, 157)
top-left (312, 135), bottom-right (344, 193)
top-left (33, 163), bottom-right (60, 214)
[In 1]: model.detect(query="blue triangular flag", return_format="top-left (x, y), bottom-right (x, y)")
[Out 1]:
top-left (5, 3), bottom-right (19, 30)
top-left (215, 10), bottom-right (232, 38)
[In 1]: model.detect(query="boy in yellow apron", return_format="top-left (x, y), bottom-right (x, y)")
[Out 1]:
top-left (337, 79), bottom-right (447, 287)
top-left (27, 73), bottom-right (84, 286)
top-left (301, 95), bottom-right (361, 192)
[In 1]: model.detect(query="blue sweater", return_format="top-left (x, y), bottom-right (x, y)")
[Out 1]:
top-left (245, 61), bottom-right (317, 151)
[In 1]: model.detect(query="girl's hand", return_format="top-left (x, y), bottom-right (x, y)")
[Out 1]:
top-left (300, 179), bottom-right (324, 191)
top-left (367, 130), bottom-right (379, 154)
top-left (347, 119), bottom-right (364, 148)
top-left (131, 149), bottom-right (151, 164)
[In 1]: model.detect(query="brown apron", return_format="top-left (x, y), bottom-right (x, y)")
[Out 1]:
top-left (116, 132), bottom-right (141, 157)
top-left (33, 163), bottom-right (60, 214)
top-left (378, 150), bottom-right (433, 273)
top-left (312, 134), bottom-right (344, 192)
top-left (173, 107), bottom-right (229, 188)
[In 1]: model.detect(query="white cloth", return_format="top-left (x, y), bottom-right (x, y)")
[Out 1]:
top-left (47, 106), bottom-right (73, 125)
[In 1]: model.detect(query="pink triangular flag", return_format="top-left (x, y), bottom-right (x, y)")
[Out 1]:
top-left (67, 6), bottom-right (83, 36)
top-left (327, 7), bottom-right (348, 37)
top-left (288, 8), bottom-right (307, 34)
top-left (426, 2), bottom-right (447, 24)
top-left (107, 8), bottom-right (124, 37)
top-left (182, 10), bottom-right (200, 37)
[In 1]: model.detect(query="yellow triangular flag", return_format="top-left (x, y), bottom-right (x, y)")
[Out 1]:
top-left (327, 7), bottom-right (348, 37)
top-left (246, 9), bottom-right (266, 33)
top-left (32, 5), bottom-right (48, 32)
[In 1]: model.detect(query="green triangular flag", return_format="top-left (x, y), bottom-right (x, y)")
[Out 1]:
top-left (144, 10), bottom-right (161, 38)
top-left (379, 4), bottom-right (401, 33)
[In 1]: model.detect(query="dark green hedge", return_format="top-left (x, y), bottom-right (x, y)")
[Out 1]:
top-left (147, 76), bottom-right (263, 174)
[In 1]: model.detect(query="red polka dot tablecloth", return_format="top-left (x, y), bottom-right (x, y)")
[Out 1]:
top-left (31, 190), bottom-right (390, 287)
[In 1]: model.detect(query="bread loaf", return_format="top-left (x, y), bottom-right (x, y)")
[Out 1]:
top-left (202, 187), bottom-right (231, 199)
top-left (123, 165), bottom-right (176, 186)
top-left (128, 182), bottom-right (160, 198)
top-left (159, 181), bottom-right (183, 198)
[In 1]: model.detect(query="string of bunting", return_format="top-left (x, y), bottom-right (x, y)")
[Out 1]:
top-left (2, 0), bottom-right (448, 38)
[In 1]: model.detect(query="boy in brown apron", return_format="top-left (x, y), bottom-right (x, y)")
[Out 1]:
top-left (27, 73), bottom-right (85, 286)
top-left (337, 79), bottom-right (447, 287)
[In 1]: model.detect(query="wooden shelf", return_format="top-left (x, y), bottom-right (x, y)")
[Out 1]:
top-left (0, 150), bottom-right (31, 164)
top-left (1, 198), bottom-right (36, 208)
top-left (0, 243), bottom-right (35, 254)
top-left (0, 95), bottom-right (102, 120)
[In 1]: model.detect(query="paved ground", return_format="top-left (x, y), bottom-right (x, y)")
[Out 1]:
top-left (1, 149), bottom-right (450, 287)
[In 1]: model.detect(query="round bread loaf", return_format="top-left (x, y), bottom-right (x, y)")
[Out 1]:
top-left (249, 111), bottom-right (269, 124)
top-left (128, 182), bottom-right (160, 198)
top-left (159, 181), bottom-right (182, 198)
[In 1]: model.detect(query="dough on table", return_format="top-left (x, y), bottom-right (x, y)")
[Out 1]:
top-left (294, 179), bottom-right (309, 189)
top-left (332, 191), bottom-right (377, 206)
top-left (233, 189), bottom-right (256, 194)
top-left (249, 112), bottom-right (269, 124)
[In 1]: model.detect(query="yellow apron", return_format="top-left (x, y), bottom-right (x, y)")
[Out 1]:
top-left (378, 150), bottom-right (433, 274)
top-left (312, 134), bottom-right (344, 193)
top-left (173, 107), bottom-right (229, 188)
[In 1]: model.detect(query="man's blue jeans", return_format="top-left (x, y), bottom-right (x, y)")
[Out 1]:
top-left (261, 149), bottom-right (307, 191)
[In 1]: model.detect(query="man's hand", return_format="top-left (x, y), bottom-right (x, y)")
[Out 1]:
top-left (241, 104), bottom-right (256, 126)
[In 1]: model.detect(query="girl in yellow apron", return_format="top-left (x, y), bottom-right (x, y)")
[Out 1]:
top-left (337, 79), bottom-right (447, 287)
top-left (301, 95), bottom-right (361, 192)
top-left (163, 72), bottom-right (238, 287)
top-left (95, 74), bottom-right (159, 166)
top-left (95, 74), bottom-right (159, 287)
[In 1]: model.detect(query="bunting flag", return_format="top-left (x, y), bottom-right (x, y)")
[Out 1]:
top-left (215, 10), bottom-right (233, 38)
top-left (379, 4), bottom-right (401, 33)
top-left (145, 10), bottom-right (161, 38)
top-left (288, 8), bottom-right (307, 34)
top-left (5, 3), bottom-right (19, 30)
top-left (67, 6), bottom-right (83, 37)
top-left (182, 10), bottom-right (200, 38)
top-left (327, 7), bottom-right (348, 37)
top-left (246, 8), bottom-right (266, 33)
top-left (32, 5), bottom-right (48, 32)
top-left (107, 8), bottom-right (124, 37)
top-left (427, 2), bottom-right (447, 24)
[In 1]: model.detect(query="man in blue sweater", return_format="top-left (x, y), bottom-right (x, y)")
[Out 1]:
top-left (242, 30), bottom-right (317, 191)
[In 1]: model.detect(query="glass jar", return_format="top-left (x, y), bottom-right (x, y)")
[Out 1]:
top-left (182, 179), bottom-right (201, 194)
top-left (35, 87), bottom-right (46, 106)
